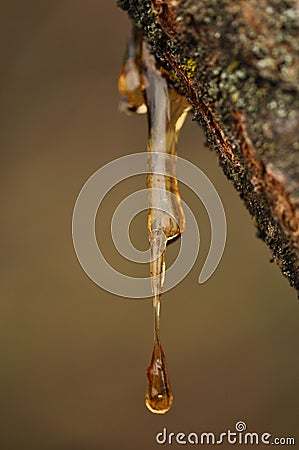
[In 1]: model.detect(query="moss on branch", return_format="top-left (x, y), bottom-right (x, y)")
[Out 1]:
top-left (118, 0), bottom-right (299, 292)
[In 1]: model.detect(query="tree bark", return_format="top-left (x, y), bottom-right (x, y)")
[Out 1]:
top-left (118, 0), bottom-right (299, 292)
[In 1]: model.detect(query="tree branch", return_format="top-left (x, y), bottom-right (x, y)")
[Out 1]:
top-left (118, 0), bottom-right (299, 292)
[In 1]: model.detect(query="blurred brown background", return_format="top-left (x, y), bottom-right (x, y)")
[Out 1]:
top-left (0, 2), bottom-right (298, 449)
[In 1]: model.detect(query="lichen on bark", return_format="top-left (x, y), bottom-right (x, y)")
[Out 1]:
top-left (118, 0), bottom-right (299, 292)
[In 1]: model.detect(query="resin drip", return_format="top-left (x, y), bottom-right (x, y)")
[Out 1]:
top-left (118, 27), bottom-right (190, 414)
top-left (143, 40), bottom-right (190, 414)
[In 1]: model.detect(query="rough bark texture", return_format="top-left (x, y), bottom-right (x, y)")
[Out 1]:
top-left (118, 0), bottom-right (299, 292)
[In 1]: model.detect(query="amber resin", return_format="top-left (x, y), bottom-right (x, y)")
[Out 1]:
top-left (119, 26), bottom-right (190, 414)
top-left (146, 338), bottom-right (173, 414)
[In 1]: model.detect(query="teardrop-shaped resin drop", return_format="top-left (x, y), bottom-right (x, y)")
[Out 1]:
top-left (145, 340), bottom-right (173, 414)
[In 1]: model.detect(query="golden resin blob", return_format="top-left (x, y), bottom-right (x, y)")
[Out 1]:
top-left (119, 26), bottom-right (190, 414)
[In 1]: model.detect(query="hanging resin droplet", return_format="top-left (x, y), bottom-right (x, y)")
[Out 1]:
top-left (146, 231), bottom-right (173, 414)
top-left (118, 26), bottom-right (190, 415)
top-left (146, 339), bottom-right (173, 414)
top-left (142, 37), bottom-right (190, 414)
top-left (118, 26), bottom-right (147, 115)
